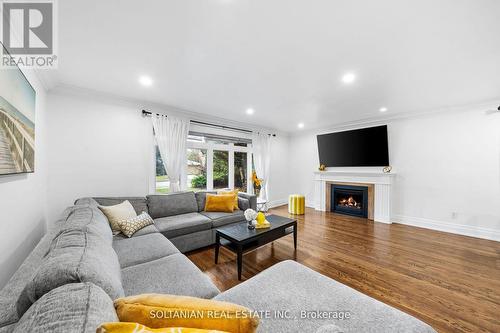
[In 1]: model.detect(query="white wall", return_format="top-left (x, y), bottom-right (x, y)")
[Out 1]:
top-left (267, 134), bottom-right (290, 207)
top-left (0, 71), bottom-right (48, 288)
top-left (46, 92), bottom-right (153, 221)
top-left (288, 108), bottom-right (500, 241)
top-left (46, 89), bottom-right (289, 221)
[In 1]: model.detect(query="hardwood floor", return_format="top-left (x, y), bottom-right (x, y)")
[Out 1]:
top-left (187, 206), bottom-right (500, 333)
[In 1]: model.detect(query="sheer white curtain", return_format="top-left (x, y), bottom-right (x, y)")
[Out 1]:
top-left (252, 132), bottom-right (272, 201)
top-left (152, 115), bottom-right (190, 192)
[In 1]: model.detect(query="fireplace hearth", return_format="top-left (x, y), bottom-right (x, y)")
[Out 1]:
top-left (331, 184), bottom-right (368, 218)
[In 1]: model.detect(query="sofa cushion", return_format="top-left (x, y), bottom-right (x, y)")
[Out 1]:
top-left (237, 193), bottom-right (257, 211)
top-left (94, 197), bottom-right (148, 215)
top-left (214, 260), bottom-right (436, 333)
top-left (200, 210), bottom-right (245, 227)
top-left (13, 283), bottom-right (118, 333)
top-left (112, 233), bottom-right (179, 268)
top-left (194, 191), bottom-right (216, 212)
top-left (112, 224), bottom-right (159, 241)
top-left (121, 254), bottom-right (220, 299)
top-left (59, 205), bottom-right (113, 244)
top-left (147, 192), bottom-right (198, 218)
top-left (237, 197), bottom-right (250, 211)
top-left (17, 226), bottom-right (124, 316)
top-left (154, 212), bottom-right (211, 238)
top-left (0, 225), bottom-right (61, 329)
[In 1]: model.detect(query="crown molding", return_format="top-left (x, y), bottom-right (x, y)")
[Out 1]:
top-left (49, 83), bottom-right (288, 137)
top-left (291, 99), bottom-right (500, 137)
top-left (48, 84), bottom-right (499, 138)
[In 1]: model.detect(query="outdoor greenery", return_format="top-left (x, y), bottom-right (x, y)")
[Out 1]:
top-left (156, 145), bottom-right (248, 192)
top-left (213, 150), bottom-right (228, 188)
top-left (234, 151), bottom-right (247, 191)
top-left (155, 146), bottom-right (166, 176)
top-left (191, 174), bottom-right (207, 188)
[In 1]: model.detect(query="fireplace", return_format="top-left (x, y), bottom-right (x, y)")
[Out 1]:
top-left (331, 184), bottom-right (368, 218)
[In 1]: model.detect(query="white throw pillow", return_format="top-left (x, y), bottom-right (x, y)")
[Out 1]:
top-left (98, 200), bottom-right (137, 235)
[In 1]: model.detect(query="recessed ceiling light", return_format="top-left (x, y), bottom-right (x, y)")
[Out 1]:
top-left (341, 72), bottom-right (356, 84)
top-left (379, 107), bottom-right (388, 112)
top-left (297, 122), bottom-right (305, 129)
top-left (246, 108), bottom-right (254, 115)
top-left (139, 75), bottom-right (153, 87)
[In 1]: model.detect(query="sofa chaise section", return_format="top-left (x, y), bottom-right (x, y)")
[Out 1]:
top-left (121, 253), bottom-right (220, 299)
top-left (215, 260), bottom-right (436, 333)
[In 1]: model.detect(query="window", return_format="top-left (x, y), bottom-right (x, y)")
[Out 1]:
top-left (154, 130), bottom-right (252, 194)
top-left (187, 148), bottom-right (207, 191)
top-left (234, 151), bottom-right (247, 192)
top-left (213, 150), bottom-right (229, 189)
top-left (155, 145), bottom-right (169, 193)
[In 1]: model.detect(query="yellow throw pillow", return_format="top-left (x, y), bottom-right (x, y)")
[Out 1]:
top-left (204, 194), bottom-right (236, 213)
top-left (114, 294), bottom-right (259, 333)
top-left (97, 322), bottom-right (228, 333)
top-left (98, 200), bottom-right (137, 234)
top-left (217, 190), bottom-right (239, 210)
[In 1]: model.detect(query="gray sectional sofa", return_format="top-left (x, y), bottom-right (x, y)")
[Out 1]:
top-left (85, 191), bottom-right (256, 253)
top-left (0, 191), bottom-right (436, 333)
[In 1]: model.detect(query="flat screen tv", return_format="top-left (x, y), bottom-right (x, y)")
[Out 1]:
top-left (317, 125), bottom-right (389, 167)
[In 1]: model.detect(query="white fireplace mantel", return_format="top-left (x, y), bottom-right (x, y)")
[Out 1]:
top-left (314, 170), bottom-right (395, 223)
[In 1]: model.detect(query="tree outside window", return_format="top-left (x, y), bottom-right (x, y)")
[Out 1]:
top-left (234, 151), bottom-right (247, 192)
top-left (187, 148), bottom-right (207, 191)
top-left (213, 150), bottom-right (229, 189)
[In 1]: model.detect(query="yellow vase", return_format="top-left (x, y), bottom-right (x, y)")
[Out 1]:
top-left (256, 212), bottom-right (266, 225)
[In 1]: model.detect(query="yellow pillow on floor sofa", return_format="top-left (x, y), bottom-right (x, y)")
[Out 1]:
top-left (204, 194), bottom-right (236, 213)
top-left (97, 322), bottom-right (228, 333)
top-left (217, 190), bottom-right (239, 210)
top-left (114, 294), bottom-right (259, 333)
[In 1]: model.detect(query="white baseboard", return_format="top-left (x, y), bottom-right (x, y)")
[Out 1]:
top-left (305, 199), bottom-right (317, 209)
top-left (392, 214), bottom-right (500, 242)
top-left (267, 198), bottom-right (288, 209)
top-left (283, 199), bottom-right (500, 242)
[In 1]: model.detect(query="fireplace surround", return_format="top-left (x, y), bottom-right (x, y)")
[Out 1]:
top-left (314, 170), bottom-right (394, 223)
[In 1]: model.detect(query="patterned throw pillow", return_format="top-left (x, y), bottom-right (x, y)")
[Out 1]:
top-left (117, 212), bottom-right (154, 238)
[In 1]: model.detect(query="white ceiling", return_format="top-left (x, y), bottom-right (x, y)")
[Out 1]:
top-left (49, 0), bottom-right (500, 132)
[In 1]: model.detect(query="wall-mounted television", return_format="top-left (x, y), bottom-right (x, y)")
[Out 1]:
top-left (317, 125), bottom-right (389, 167)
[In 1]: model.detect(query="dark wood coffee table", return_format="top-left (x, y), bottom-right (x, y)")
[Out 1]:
top-left (215, 214), bottom-right (297, 280)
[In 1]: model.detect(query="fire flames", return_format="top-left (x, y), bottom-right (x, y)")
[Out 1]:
top-left (339, 196), bottom-right (361, 209)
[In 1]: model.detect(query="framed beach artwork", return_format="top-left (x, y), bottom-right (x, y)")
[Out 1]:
top-left (0, 43), bottom-right (36, 175)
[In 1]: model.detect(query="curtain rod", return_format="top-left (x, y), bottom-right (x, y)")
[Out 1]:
top-left (142, 110), bottom-right (276, 137)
